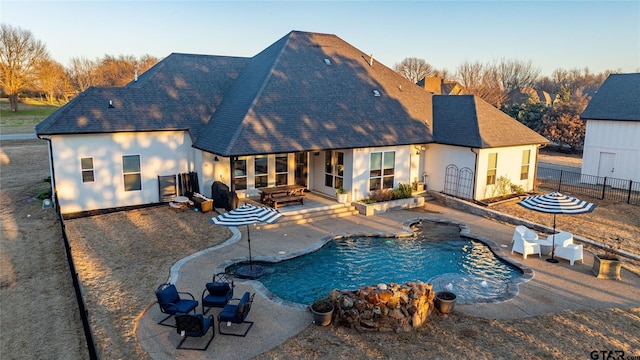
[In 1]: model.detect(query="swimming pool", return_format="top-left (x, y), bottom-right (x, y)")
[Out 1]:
top-left (226, 221), bottom-right (525, 305)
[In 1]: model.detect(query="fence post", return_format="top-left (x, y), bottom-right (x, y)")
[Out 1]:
top-left (558, 170), bottom-right (563, 192)
top-left (601, 177), bottom-right (607, 200)
top-left (628, 180), bottom-right (633, 204)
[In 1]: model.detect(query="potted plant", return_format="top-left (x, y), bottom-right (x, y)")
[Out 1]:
top-left (592, 236), bottom-right (624, 280)
top-left (310, 298), bottom-right (334, 326)
top-left (336, 186), bottom-right (348, 203)
top-left (434, 291), bottom-right (456, 314)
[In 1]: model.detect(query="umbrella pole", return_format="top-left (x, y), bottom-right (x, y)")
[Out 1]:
top-left (546, 214), bottom-right (559, 263)
top-left (246, 224), bottom-right (253, 270)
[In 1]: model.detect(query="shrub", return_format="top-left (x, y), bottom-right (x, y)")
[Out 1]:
top-left (368, 189), bottom-right (394, 202)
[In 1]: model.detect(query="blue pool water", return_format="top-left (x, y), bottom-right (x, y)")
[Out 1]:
top-left (227, 222), bottom-right (524, 305)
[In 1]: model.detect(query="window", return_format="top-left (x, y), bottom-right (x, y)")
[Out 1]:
top-left (122, 155), bottom-right (141, 191)
top-left (324, 151), bottom-right (344, 189)
top-left (81, 157), bottom-right (94, 183)
top-left (254, 156), bottom-right (268, 188)
top-left (520, 150), bottom-right (531, 180)
top-left (369, 151), bottom-right (395, 191)
top-left (486, 153), bottom-right (497, 185)
top-left (234, 158), bottom-right (247, 190)
top-left (275, 154), bottom-right (288, 186)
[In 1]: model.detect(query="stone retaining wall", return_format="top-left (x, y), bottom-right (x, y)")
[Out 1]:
top-left (328, 281), bottom-right (434, 332)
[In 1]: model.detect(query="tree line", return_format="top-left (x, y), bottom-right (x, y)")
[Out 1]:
top-left (394, 57), bottom-right (624, 152)
top-left (0, 24), bottom-right (627, 151)
top-left (1, 24), bottom-right (157, 111)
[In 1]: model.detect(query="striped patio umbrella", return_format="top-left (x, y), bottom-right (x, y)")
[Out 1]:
top-left (210, 204), bottom-right (283, 278)
top-left (518, 192), bottom-right (596, 263)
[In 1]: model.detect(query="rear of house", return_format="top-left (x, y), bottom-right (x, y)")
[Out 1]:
top-left (36, 31), bottom-right (548, 216)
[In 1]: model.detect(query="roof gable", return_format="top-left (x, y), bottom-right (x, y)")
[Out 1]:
top-left (580, 73), bottom-right (640, 121)
top-left (194, 31), bottom-right (433, 155)
top-left (433, 95), bottom-right (548, 148)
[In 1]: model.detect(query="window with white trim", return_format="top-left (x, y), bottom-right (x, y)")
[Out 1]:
top-left (234, 158), bottom-right (247, 190)
top-left (275, 154), bottom-right (288, 186)
top-left (520, 150), bottom-right (531, 180)
top-left (81, 157), bottom-right (94, 183)
top-left (486, 153), bottom-right (497, 185)
top-left (122, 155), bottom-right (141, 191)
top-left (254, 156), bottom-right (268, 188)
top-left (324, 151), bottom-right (344, 190)
top-left (369, 151), bottom-right (395, 191)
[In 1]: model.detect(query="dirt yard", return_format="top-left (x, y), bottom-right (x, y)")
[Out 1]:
top-left (1, 140), bottom-right (639, 359)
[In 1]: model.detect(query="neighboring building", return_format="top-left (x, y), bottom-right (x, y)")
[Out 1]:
top-left (507, 87), bottom-right (553, 107)
top-left (36, 31), bottom-right (548, 215)
top-left (417, 77), bottom-right (466, 95)
top-left (580, 73), bottom-right (640, 184)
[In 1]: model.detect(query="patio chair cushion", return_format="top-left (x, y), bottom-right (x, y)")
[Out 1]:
top-left (235, 292), bottom-right (250, 318)
top-left (156, 284), bottom-right (180, 305)
top-left (207, 282), bottom-right (231, 296)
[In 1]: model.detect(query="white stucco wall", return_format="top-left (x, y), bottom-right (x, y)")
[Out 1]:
top-left (476, 145), bottom-right (539, 200)
top-left (424, 144), bottom-right (477, 196)
top-left (350, 145), bottom-right (413, 201)
top-left (48, 131), bottom-right (195, 214)
top-left (424, 143), bottom-right (540, 201)
top-left (581, 120), bottom-right (640, 183)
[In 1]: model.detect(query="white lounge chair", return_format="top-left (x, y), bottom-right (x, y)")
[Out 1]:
top-left (512, 225), bottom-right (538, 244)
top-left (511, 234), bottom-right (541, 259)
top-left (546, 231), bottom-right (573, 247)
top-left (553, 237), bottom-right (583, 265)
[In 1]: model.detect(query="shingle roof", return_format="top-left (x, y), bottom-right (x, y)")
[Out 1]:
top-left (433, 95), bottom-right (549, 148)
top-left (36, 54), bottom-right (249, 139)
top-left (580, 73), bottom-right (640, 121)
top-left (36, 31), bottom-right (547, 155)
top-left (193, 31), bottom-right (433, 156)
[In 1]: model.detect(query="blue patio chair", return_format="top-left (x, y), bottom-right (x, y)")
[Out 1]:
top-left (202, 272), bottom-right (234, 314)
top-left (155, 283), bottom-right (198, 327)
top-left (218, 292), bottom-right (255, 337)
top-left (175, 313), bottom-right (215, 350)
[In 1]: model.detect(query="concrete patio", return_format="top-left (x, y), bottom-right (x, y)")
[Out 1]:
top-left (136, 199), bottom-right (640, 359)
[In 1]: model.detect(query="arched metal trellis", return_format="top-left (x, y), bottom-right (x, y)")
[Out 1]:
top-left (443, 164), bottom-right (474, 200)
top-left (444, 164), bottom-right (459, 197)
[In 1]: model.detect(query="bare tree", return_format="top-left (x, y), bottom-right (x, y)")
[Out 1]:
top-left (68, 57), bottom-right (98, 92)
top-left (497, 58), bottom-right (540, 95)
top-left (34, 58), bottom-right (71, 104)
top-left (93, 54), bottom-right (158, 87)
top-left (536, 67), bottom-right (618, 97)
top-left (0, 24), bottom-right (49, 111)
top-left (394, 57), bottom-right (436, 84)
top-left (456, 60), bottom-right (505, 106)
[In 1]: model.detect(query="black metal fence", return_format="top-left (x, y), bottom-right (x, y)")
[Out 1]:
top-left (55, 197), bottom-right (99, 359)
top-left (537, 166), bottom-right (640, 205)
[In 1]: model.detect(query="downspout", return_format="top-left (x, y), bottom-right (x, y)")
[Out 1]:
top-left (534, 144), bottom-right (546, 191)
top-left (470, 148), bottom-right (479, 200)
top-left (38, 135), bottom-right (58, 208)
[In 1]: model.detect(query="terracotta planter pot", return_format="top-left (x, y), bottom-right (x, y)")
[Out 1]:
top-left (435, 291), bottom-right (456, 314)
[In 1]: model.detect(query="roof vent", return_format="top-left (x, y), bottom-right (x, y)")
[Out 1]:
top-left (324, 58), bottom-right (331, 65)
top-left (109, 100), bottom-right (114, 108)
top-left (369, 54), bottom-right (374, 66)
top-left (134, 69), bottom-right (138, 82)
top-left (372, 90), bottom-right (381, 97)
